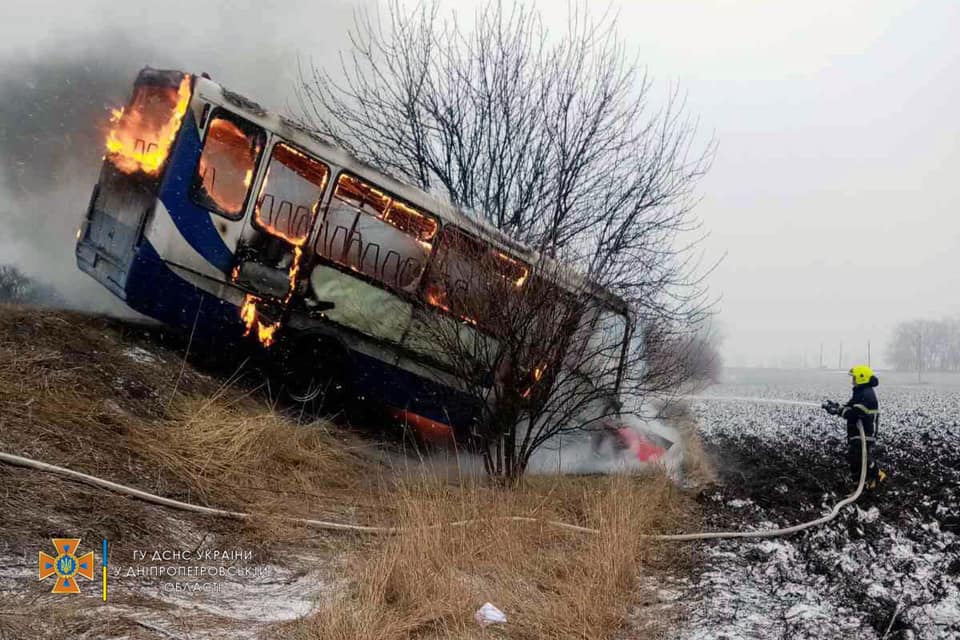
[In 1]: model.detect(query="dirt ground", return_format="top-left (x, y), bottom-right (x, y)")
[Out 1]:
top-left (671, 369), bottom-right (960, 640)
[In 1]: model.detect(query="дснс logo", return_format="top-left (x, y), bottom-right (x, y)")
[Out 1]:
top-left (38, 538), bottom-right (94, 594)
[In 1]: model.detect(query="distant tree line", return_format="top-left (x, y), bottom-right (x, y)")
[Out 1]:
top-left (886, 317), bottom-right (960, 372)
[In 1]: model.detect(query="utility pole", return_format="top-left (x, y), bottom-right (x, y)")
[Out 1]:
top-left (838, 342), bottom-right (843, 370)
top-left (819, 343), bottom-right (823, 369)
top-left (918, 331), bottom-right (923, 384)
top-left (868, 340), bottom-right (871, 367)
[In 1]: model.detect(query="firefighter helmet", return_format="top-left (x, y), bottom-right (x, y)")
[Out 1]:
top-left (849, 364), bottom-right (874, 386)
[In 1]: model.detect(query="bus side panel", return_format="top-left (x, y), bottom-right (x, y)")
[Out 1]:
top-left (124, 239), bottom-right (245, 346)
top-left (126, 107), bottom-right (249, 338)
top-left (152, 108), bottom-right (238, 276)
top-left (349, 349), bottom-right (482, 439)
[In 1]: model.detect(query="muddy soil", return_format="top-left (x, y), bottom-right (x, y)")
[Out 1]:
top-left (673, 373), bottom-right (960, 639)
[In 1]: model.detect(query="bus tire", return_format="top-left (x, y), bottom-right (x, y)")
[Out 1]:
top-left (275, 333), bottom-right (352, 416)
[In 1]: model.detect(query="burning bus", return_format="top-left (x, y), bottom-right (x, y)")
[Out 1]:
top-left (76, 68), bottom-right (631, 446)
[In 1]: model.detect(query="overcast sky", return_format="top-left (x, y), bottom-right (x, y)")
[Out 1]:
top-left (583, 1), bottom-right (960, 369)
top-left (1, 0), bottom-right (957, 368)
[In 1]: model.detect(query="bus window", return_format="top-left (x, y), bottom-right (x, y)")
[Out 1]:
top-left (313, 173), bottom-right (438, 292)
top-left (191, 113), bottom-right (264, 218)
top-left (253, 143), bottom-right (329, 245)
top-left (584, 309), bottom-right (627, 385)
top-left (422, 227), bottom-right (529, 333)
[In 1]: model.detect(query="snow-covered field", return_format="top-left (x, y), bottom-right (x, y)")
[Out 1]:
top-left (673, 368), bottom-right (959, 640)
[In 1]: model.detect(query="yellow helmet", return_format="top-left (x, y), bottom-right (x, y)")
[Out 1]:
top-left (849, 364), bottom-right (874, 386)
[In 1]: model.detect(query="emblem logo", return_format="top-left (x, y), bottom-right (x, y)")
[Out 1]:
top-left (38, 538), bottom-right (94, 594)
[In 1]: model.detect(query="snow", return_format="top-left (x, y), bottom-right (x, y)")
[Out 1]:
top-left (151, 555), bottom-right (334, 623)
top-left (668, 370), bottom-right (960, 640)
top-left (123, 345), bottom-right (160, 364)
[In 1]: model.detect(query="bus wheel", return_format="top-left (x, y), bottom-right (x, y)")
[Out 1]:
top-left (275, 335), bottom-right (350, 418)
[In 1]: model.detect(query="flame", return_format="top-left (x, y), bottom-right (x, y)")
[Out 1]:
top-left (105, 75), bottom-right (192, 176)
top-left (240, 294), bottom-right (280, 348)
top-left (425, 286), bottom-right (450, 312)
top-left (257, 321), bottom-right (278, 346)
top-left (495, 251), bottom-right (529, 286)
top-left (334, 173), bottom-right (437, 241)
top-left (240, 294), bottom-right (257, 330)
top-left (284, 246), bottom-right (303, 303)
top-left (521, 365), bottom-right (546, 399)
top-left (236, 245), bottom-right (302, 347)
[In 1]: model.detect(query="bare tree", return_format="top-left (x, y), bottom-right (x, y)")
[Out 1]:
top-left (410, 241), bottom-right (631, 479)
top-left (887, 317), bottom-right (960, 373)
top-left (297, 0), bottom-right (715, 478)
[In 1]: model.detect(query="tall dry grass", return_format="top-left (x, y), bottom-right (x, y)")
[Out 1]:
top-left (672, 418), bottom-right (717, 488)
top-left (294, 473), bottom-right (692, 640)
top-left (127, 394), bottom-right (380, 519)
top-left (0, 304), bottom-right (382, 544)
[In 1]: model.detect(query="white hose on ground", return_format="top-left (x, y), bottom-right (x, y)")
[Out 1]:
top-left (650, 420), bottom-right (867, 541)
top-left (0, 421), bottom-right (867, 541)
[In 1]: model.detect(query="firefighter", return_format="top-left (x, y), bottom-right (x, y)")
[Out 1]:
top-left (822, 365), bottom-right (886, 490)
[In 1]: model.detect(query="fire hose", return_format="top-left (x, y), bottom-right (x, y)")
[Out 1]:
top-left (0, 414), bottom-right (867, 542)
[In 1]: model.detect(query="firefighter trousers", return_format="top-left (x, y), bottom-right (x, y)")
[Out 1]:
top-left (846, 434), bottom-right (879, 484)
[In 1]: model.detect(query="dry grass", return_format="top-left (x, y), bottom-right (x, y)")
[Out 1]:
top-left (672, 418), bottom-right (718, 488)
top-left (293, 472), bottom-right (693, 640)
top-left (128, 394), bottom-right (380, 520)
top-left (0, 304), bottom-right (381, 547)
top-left (0, 304), bottom-right (702, 639)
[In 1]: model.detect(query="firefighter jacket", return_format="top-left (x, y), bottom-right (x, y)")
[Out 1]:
top-left (839, 376), bottom-right (880, 438)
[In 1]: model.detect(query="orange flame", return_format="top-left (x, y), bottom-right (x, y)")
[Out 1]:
top-left (240, 294), bottom-right (280, 348)
top-left (425, 286), bottom-right (450, 312)
top-left (235, 228), bottom-right (304, 346)
top-left (521, 365), bottom-right (546, 399)
top-left (284, 246), bottom-right (303, 303)
top-left (106, 75), bottom-right (192, 176)
top-left (257, 321), bottom-right (278, 347)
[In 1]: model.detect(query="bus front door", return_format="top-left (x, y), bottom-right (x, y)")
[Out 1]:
top-left (231, 143), bottom-right (331, 305)
top-left (76, 70), bottom-right (191, 298)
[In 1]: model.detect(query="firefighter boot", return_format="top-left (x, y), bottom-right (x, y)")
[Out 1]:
top-left (866, 469), bottom-right (887, 491)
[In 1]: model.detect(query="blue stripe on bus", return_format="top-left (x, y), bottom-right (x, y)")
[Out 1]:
top-left (126, 240), bottom-right (243, 345)
top-left (157, 110), bottom-right (235, 273)
top-left (349, 350), bottom-right (480, 431)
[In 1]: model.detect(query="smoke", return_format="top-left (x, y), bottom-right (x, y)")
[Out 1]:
top-left (525, 414), bottom-right (683, 477)
top-left (0, 0), bottom-right (365, 313)
top-left (0, 41), bottom-right (149, 313)
top-left (395, 411), bottom-right (685, 483)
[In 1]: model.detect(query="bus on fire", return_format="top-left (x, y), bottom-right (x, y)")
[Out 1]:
top-left (76, 68), bottom-right (630, 445)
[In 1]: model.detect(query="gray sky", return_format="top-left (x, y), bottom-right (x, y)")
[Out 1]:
top-left (571, 0), bottom-right (960, 369)
top-left (1, 0), bottom-right (957, 367)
